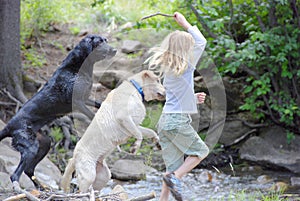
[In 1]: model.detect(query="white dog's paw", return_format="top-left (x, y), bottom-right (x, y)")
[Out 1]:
top-left (130, 139), bottom-right (142, 154)
top-left (153, 135), bottom-right (159, 142)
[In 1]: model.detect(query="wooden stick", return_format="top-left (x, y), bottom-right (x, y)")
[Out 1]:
top-left (45, 192), bottom-right (90, 200)
top-left (89, 186), bottom-right (95, 201)
top-left (3, 193), bottom-right (27, 201)
top-left (12, 181), bottom-right (40, 201)
top-left (140, 12), bottom-right (174, 21)
top-left (127, 191), bottom-right (156, 201)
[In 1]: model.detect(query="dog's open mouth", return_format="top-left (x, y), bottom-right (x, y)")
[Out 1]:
top-left (157, 92), bottom-right (166, 100)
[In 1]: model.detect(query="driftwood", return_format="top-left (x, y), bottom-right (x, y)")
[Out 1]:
top-left (3, 189), bottom-right (156, 201)
top-left (140, 12), bottom-right (174, 21)
top-left (126, 191), bottom-right (156, 201)
top-left (9, 182), bottom-right (40, 201)
top-left (3, 193), bottom-right (27, 201)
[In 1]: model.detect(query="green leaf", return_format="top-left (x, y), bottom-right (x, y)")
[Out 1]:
top-left (244, 86), bottom-right (253, 94)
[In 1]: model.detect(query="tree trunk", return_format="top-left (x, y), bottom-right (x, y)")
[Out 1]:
top-left (0, 0), bottom-right (27, 103)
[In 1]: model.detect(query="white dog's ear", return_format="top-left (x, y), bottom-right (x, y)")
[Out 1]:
top-left (142, 71), bottom-right (150, 79)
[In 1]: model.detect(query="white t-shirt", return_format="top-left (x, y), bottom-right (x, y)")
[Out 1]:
top-left (162, 25), bottom-right (207, 114)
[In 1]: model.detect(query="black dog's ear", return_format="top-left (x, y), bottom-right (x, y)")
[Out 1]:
top-left (79, 36), bottom-right (93, 54)
top-left (90, 35), bottom-right (107, 49)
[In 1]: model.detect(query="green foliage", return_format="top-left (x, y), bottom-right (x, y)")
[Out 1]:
top-left (177, 0), bottom-right (300, 136)
top-left (22, 47), bottom-right (46, 68)
top-left (91, 0), bottom-right (180, 30)
top-left (141, 103), bottom-right (163, 130)
top-left (50, 126), bottom-right (63, 142)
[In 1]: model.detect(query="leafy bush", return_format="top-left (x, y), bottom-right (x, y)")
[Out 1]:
top-left (171, 0), bottom-right (299, 136)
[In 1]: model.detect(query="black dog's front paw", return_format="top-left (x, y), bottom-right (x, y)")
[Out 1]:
top-left (95, 100), bottom-right (101, 108)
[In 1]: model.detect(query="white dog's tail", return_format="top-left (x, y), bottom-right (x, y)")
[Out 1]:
top-left (60, 157), bottom-right (75, 192)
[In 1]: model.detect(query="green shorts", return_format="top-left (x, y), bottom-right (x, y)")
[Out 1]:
top-left (157, 113), bottom-right (209, 172)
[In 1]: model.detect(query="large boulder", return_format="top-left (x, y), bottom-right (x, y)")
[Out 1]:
top-left (111, 159), bottom-right (156, 181)
top-left (0, 120), bottom-right (62, 190)
top-left (121, 40), bottom-right (143, 54)
top-left (218, 120), bottom-right (254, 147)
top-left (239, 126), bottom-right (300, 174)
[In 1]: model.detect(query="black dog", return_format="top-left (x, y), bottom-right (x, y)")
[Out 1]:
top-left (0, 34), bottom-right (117, 187)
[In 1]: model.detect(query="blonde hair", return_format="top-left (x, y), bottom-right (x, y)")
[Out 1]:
top-left (147, 30), bottom-right (195, 76)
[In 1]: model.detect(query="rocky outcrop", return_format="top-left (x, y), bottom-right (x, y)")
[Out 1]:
top-left (239, 126), bottom-right (300, 174)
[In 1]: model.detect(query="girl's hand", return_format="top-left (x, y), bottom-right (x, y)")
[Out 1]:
top-left (195, 92), bottom-right (206, 104)
top-left (174, 12), bottom-right (192, 30)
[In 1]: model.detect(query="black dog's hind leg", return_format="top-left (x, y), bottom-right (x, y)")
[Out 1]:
top-left (24, 133), bottom-right (51, 189)
top-left (10, 129), bottom-right (39, 186)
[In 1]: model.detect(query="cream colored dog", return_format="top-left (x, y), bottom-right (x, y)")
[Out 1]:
top-left (60, 70), bottom-right (165, 193)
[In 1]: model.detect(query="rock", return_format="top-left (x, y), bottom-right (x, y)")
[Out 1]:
top-left (0, 120), bottom-right (62, 190)
top-left (291, 177), bottom-right (300, 186)
top-left (119, 22), bottom-right (134, 31)
top-left (110, 185), bottom-right (128, 200)
top-left (111, 159), bottom-right (151, 181)
top-left (94, 54), bottom-right (147, 73)
top-left (268, 181), bottom-right (288, 192)
top-left (218, 120), bottom-right (254, 146)
top-left (0, 172), bottom-right (13, 189)
top-left (191, 104), bottom-right (211, 132)
top-left (93, 70), bottom-right (132, 89)
top-left (239, 126), bottom-right (300, 174)
top-left (256, 175), bottom-right (273, 184)
top-left (197, 170), bottom-right (213, 183)
top-left (121, 40), bottom-right (142, 54)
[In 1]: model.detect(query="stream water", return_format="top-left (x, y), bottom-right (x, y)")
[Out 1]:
top-left (101, 167), bottom-right (299, 201)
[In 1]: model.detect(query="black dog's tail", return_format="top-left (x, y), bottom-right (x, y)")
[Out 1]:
top-left (0, 127), bottom-right (10, 141)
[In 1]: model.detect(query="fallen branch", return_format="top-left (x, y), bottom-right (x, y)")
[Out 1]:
top-left (2, 89), bottom-right (23, 113)
top-left (89, 186), bottom-right (95, 201)
top-left (45, 192), bottom-right (91, 200)
top-left (3, 193), bottom-right (26, 201)
top-left (140, 12), bottom-right (173, 21)
top-left (127, 191), bottom-right (156, 201)
top-left (0, 101), bottom-right (16, 106)
top-left (12, 181), bottom-right (40, 201)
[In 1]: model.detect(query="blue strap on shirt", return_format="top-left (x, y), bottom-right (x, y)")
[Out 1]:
top-left (130, 79), bottom-right (145, 102)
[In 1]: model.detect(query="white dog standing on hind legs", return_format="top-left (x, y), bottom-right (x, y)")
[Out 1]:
top-left (60, 70), bottom-right (165, 193)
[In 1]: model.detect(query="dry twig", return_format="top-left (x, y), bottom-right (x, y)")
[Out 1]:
top-left (140, 12), bottom-right (174, 21)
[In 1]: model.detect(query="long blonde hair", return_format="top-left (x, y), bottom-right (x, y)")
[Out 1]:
top-left (147, 30), bottom-right (195, 76)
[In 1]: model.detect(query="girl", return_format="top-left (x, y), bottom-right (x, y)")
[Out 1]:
top-left (148, 12), bottom-right (209, 201)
